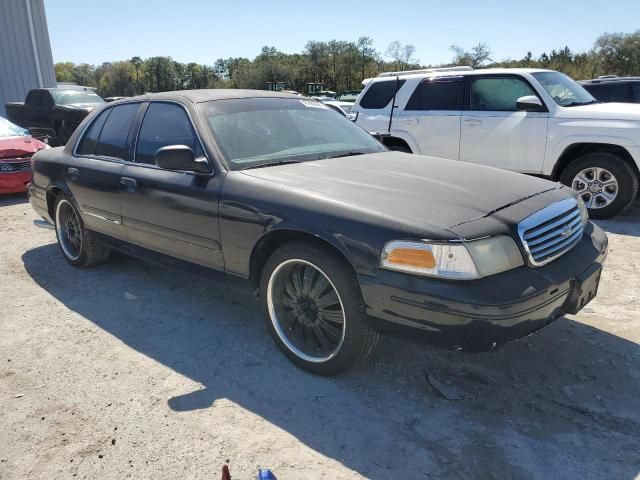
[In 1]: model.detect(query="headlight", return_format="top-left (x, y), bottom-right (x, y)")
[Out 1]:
top-left (380, 236), bottom-right (524, 280)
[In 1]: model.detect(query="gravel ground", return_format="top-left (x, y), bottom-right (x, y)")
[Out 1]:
top-left (1, 194), bottom-right (639, 480)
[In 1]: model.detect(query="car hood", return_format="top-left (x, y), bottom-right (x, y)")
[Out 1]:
top-left (558, 102), bottom-right (640, 121)
top-left (0, 136), bottom-right (47, 159)
top-left (241, 152), bottom-right (559, 230)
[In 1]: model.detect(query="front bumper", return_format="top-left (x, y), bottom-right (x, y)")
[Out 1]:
top-left (0, 171), bottom-right (31, 194)
top-left (360, 222), bottom-right (608, 351)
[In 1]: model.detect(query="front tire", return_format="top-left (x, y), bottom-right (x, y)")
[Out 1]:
top-left (560, 152), bottom-right (638, 219)
top-left (260, 242), bottom-right (378, 375)
top-left (54, 194), bottom-right (110, 267)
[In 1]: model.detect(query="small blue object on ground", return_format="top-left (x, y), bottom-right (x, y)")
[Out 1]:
top-left (258, 469), bottom-right (277, 480)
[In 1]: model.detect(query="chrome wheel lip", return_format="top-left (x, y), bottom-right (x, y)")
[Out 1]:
top-left (267, 258), bottom-right (346, 364)
top-left (572, 167), bottom-right (619, 210)
top-left (55, 199), bottom-right (82, 261)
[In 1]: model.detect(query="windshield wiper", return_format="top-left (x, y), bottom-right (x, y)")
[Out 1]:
top-left (564, 100), bottom-right (599, 107)
top-left (242, 160), bottom-right (302, 170)
top-left (325, 151), bottom-right (368, 159)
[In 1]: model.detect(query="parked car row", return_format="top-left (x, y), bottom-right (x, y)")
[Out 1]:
top-left (352, 67), bottom-right (640, 218)
top-left (28, 89), bottom-right (607, 374)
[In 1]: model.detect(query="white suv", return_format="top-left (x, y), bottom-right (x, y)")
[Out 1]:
top-left (352, 67), bottom-right (640, 218)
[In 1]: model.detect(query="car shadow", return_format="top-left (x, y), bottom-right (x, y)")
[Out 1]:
top-left (0, 192), bottom-right (28, 207)
top-left (21, 244), bottom-right (640, 479)
top-left (594, 198), bottom-right (640, 237)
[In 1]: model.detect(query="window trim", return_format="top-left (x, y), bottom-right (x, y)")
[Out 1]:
top-left (465, 74), bottom-right (549, 113)
top-left (73, 100), bottom-right (213, 176)
top-left (131, 100), bottom-right (212, 175)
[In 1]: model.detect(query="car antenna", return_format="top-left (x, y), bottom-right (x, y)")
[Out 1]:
top-left (387, 75), bottom-right (400, 133)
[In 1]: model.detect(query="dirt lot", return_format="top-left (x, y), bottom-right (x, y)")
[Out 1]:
top-left (1, 194), bottom-right (639, 480)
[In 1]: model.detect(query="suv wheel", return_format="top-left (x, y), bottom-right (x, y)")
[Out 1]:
top-left (260, 242), bottom-right (378, 375)
top-left (560, 152), bottom-right (639, 219)
top-left (54, 194), bottom-right (111, 267)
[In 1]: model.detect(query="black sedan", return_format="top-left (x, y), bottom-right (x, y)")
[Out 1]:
top-left (28, 90), bottom-right (608, 375)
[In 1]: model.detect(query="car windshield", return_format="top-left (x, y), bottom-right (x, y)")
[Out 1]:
top-left (0, 117), bottom-right (29, 138)
top-left (532, 72), bottom-right (597, 107)
top-left (199, 97), bottom-right (385, 170)
top-left (52, 90), bottom-right (105, 106)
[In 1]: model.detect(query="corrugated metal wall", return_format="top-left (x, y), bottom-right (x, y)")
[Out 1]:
top-left (0, 0), bottom-right (56, 117)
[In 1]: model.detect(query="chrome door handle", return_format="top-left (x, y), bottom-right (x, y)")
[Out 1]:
top-left (67, 167), bottom-right (79, 176)
top-left (120, 177), bottom-right (137, 190)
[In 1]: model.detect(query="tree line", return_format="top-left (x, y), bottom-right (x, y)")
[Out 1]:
top-left (54, 31), bottom-right (640, 98)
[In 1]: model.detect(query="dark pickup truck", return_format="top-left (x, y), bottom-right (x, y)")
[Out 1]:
top-left (5, 87), bottom-right (105, 146)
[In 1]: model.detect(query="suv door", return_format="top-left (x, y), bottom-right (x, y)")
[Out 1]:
top-left (460, 75), bottom-right (549, 173)
top-left (67, 102), bottom-right (141, 239)
top-left (119, 101), bottom-right (224, 270)
top-left (394, 77), bottom-right (464, 159)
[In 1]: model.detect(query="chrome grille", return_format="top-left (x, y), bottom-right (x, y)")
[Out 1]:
top-left (0, 160), bottom-right (31, 173)
top-left (518, 198), bottom-right (586, 267)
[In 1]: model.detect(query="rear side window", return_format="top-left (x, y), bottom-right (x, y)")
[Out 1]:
top-left (77, 108), bottom-right (111, 155)
top-left (470, 77), bottom-right (537, 111)
top-left (405, 79), bottom-right (464, 111)
top-left (135, 102), bottom-right (202, 165)
top-left (587, 83), bottom-right (632, 102)
top-left (95, 103), bottom-right (140, 160)
top-left (26, 91), bottom-right (43, 107)
top-left (633, 84), bottom-right (640, 102)
top-left (359, 79), bottom-right (406, 109)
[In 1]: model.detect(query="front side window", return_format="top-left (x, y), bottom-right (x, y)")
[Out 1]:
top-left (199, 98), bottom-right (385, 170)
top-left (135, 103), bottom-right (202, 165)
top-left (470, 77), bottom-right (537, 111)
top-left (77, 108), bottom-right (111, 155)
top-left (95, 103), bottom-right (140, 160)
top-left (359, 79), bottom-right (406, 109)
top-left (531, 72), bottom-right (596, 107)
top-left (405, 79), bottom-right (464, 111)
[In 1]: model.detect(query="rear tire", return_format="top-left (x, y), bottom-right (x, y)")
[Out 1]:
top-left (260, 242), bottom-right (378, 375)
top-left (54, 194), bottom-right (111, 268)
top-left (560, 152), bottom-right (638, 219)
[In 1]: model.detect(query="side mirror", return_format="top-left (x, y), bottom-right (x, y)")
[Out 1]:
top-left (155, 145), bottom-right (210, 173)
top-left (370, 131), bottom-right (391, 142)
top-left (516, 95), bottom-right (544, 112)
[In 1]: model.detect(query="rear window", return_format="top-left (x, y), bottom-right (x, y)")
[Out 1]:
top-left (95, 103), bottom-right (140, 160)
top-left (77, 108), bottom-right (111, 155)
top-left (359, 79), bottom-right (406, 109)
top-left (405, 79), bottom-right (464, 111)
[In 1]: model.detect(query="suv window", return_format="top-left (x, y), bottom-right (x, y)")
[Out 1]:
top-left (405, 79), bottom-right (464, 111)
top-left (359, 79), bottom-right (406, 109)
top-left (586, 83), bottom-right (632, 102)
top-left (95, 103), bottom-right (140, 160)
top-left (633, 84), bottom-right (640, 102)
top-left (470, 77), bottom-right (537, 111)
top-left (135, 102), bottom-right (202, 165)
top-left (77, 108), bottom-right (111, 155)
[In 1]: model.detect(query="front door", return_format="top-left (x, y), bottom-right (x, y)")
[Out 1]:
top-left (460, 76), bottom-right (549, 174)
top-left (119, 101), bottom-right (224, 270)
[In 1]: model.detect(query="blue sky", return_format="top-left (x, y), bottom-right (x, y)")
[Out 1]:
top-left (46, 0), bottom-right (639, 66)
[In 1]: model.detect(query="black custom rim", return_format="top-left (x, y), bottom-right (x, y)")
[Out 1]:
top-left (56, 200), bottom-right (82, 260)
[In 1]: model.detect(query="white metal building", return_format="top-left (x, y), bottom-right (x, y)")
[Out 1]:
top-left (0, 0), bottom-right (56, 116)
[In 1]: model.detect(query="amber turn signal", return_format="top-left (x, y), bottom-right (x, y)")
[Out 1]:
top-left (386, 247), bottom-right (436, 269)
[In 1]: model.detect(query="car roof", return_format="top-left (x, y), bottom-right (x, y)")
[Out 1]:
top-left (111, 89), bottom-right (303, 105)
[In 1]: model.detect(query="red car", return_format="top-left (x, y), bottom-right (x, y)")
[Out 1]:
top-left (0, 117), bottom-right (48, 194)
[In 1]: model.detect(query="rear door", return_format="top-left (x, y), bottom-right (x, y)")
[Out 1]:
top-left (393, 77), bottom-right (463, 159)
top-left (66, 102), bottom-right (141, 239)
top-left (459, 75), bottom-right (549, 173)
top-left (119, 101), bottom-right (224, 270)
